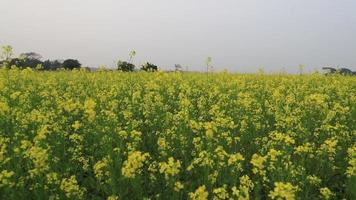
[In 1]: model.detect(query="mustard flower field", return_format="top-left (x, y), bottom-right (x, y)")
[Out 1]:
top-left (0, 68), bottom-right (355, 200)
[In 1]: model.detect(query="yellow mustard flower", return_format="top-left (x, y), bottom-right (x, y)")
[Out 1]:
top-left (60, 175), bottom-right (85, 199)
top-left (159, 157), bottom-right (181, 179)
top-left (122, 151), bottom-right (150, 178)
top-left (189, 185), bottom-right (209, 200)
top-left (346, 146), bottom-right (356, 177)
top-left (0, 170), bottom-right (15, 187)
top-left (94, 156), bottom-right (111, 181)
top-left (213, 185), bottom-right (229, 200)
top-left (84, 98), bottom-right (96, 121)
top-left (250, 154), bottom-right (266, 176)
top-left (269, 182), bottom-right (298, 200)
top-left (107, 195), bottom-right (119, 200)
top-left (319, 187), bottom-right (334, 200)
top-left (174, 181), bottom-right (184, 192)
top-left (72, 121), bottom-right (81, 130)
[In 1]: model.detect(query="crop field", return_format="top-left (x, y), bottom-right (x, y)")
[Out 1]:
top-left (0, 68), bottom-right (355, 200)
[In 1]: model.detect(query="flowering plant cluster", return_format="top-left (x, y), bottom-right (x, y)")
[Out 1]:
top-left (0, 68), bottom-right (355, 199)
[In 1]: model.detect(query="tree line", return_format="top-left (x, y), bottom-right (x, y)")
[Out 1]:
top-left (322, 67), bottom-right (356, 76)
top-left (0, 46), bottom-right (158, 72)
top-left (0, 45), bottom-right (81, 70)
top-left (4, 45), bottom-right (354, 75)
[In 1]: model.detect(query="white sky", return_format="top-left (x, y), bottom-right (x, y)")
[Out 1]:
top-left (1, 0), bottom-right (356, 72)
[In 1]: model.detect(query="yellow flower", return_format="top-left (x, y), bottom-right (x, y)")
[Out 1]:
top-left (117, 130), bottom-right (128, 139)
top-left (189, 120), bottom-right (202, 133)
top-left (213, 185), bottom-right (229, 200)
top-left (26, 146), bottom-right (49, 176)
top-left (62, 99), bottom-right (80, 113)
top-left (295, 143), bottom-right (313, 155)
top-left (240, 175), bottom-right (254, 190)
top-left (1, 66), bottom-right (355, 199)
top-left (122, 151), bottom-right (150, 178)
top-left (306, 175), bottom-right (321, 186)
top-left (189, 185), bottom-right (209, 200)
top-left (47, 172), bottom-right (60, 185)
top-left (0, 101), bottom-right (10, 115)
top-left (84, 98), bottom-right (96, 111)
top-left (231, 175), bottom-right (254, 200)
top-left (269, 182), bottom-right (298, 200)
top-left (157, 137), bottom-right (168, 154)
top-left (205, 129), bottom-right (214, 139)
top-left (306, 93), bottom-right (327, 106)
top-left (84, 98), bottom-right (96, 121)
top-left (0, 137), bottom-right (10, 164)
top-left (159, 157), bottom-right (181, 179)
top-left (174, 181), bottom-right (184, 192)
top-left (60, 175), bottom-right (85, 199)
top-left (250, 154), bottom-right (266, 176)
top-left (346, 146), bottom-right (356, 177)
top-left (267, 149), bottom-right (281, 161)
top-left (214, 146), bottom-right (228, 166)
top-left (0, 170), bottom-right (15, 187)
top-left (228, 153), bottom-right (245, 166)
top-left (320, 137), bottom-right (338, 155)
top-left (72, 121), bottom-right (81, 130)
top-left (204, 122), bottom-right (217, 137)
top-left (269, 132), bottom-right (295, 145)
top-left (34, 125), bottom-right (50, 143)
top-left (232, 186), bottom-right (240, 197)
top-left (107, 195), bottom-right (119, 200)
top-left (208, 171), bottom-right (219, 184)
top-left (94, 156), bottom-right (111, 181)
top-left (10, 91), bottom-right (21, 100)
top-left (187, 151), bottom-right (213, 171)
top-left (122, 111), bottom-right (132, 120)
top-left (319, 187), bottom-right (334, 200)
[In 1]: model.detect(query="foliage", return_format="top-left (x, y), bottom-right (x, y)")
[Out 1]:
top-left (0, 45), bottom-right (82, 70)
top-left (0, 45), bottom-right (14, 67)
top-left (117, 60), bottom-right (135, 72)
top-left (62, 59), bottom-right (81, 70)
top-left (0, 45), bottom-right (13, 61)
top-left (42, 59), bottom-right (63, 71)
top-left (0, 69), bottom-right (355, 199)
top-left (7, 57), bottom-right (43, 70)
top-left (322, 67), bottom-right (356, 76)
top-left (141, 62), bottom-right (158, 72)
top-left (19, 52), bottom-right (42, 60)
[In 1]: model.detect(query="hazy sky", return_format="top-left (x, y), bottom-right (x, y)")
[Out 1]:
top-left (1, 0), bottom-right (355, 72)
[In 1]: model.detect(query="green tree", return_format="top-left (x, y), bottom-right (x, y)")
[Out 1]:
top-left (18, 52), bottom-right (43, 69)
top-left (43, 60), bottom-right (63, 70)
top-left (62, 59), bottom-right (81, 70)
top-left (0, 45), bottom-right (14, 67)
top-left (117, 60), bottom-right (135, 72)
top-left (1, 45), bottom-right (13, 61)
top-left (141, 62), bottom-right (158, 72)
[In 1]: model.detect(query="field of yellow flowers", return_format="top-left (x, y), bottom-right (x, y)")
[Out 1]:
top-left (0, 68), bottom-right (355, 200)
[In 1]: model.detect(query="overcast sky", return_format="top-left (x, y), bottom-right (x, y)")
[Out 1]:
top-left (1, 0), bottom-right (355, 72)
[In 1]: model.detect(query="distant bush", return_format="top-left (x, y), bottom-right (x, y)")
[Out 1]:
top-left (62, 59), bottom-right (81, 70)
top-left (117, 60), bottom-right (135, 72)
top-left (322, 67), bottom-right (356, 76)
top-left (141, 62), bottom-right (158, 72)
top-left (43, 60), bottom-right (63, 70)
top-left (0, 45), bottom-right (84, 71)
